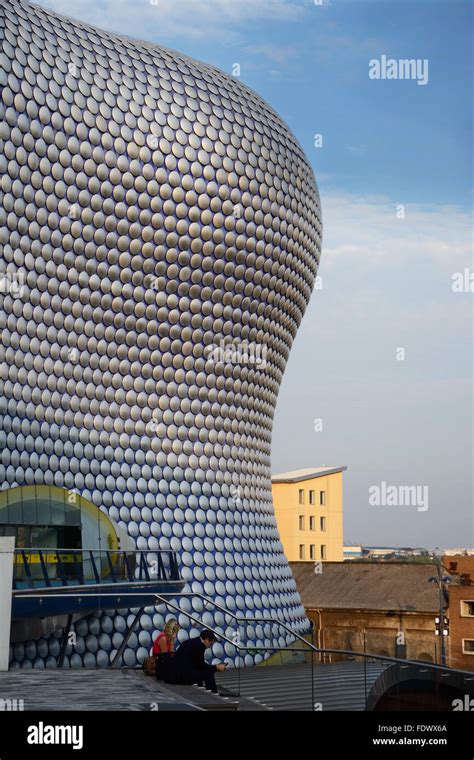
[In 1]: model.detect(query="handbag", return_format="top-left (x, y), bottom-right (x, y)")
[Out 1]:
top-left (143, 655), bottom-right (157, 676)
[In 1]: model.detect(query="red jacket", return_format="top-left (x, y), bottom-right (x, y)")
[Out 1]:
top-left (152, 632), bottom-right (173, 656)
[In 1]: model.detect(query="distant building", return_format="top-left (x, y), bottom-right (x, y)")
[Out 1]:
top-left (443, 554), bottom-right (474, 670)
top-left (290, 561), bottom-right (441, 663)
top-left (443, 548), bottom-right (474, 556)
top-left (272, 467), bottom-right (346, 562)
top-left (364, 547), bottom-right (397, 560)
top-left (343, 545), bottom-right (365, 560)
top-left (363, 546), bottom-right (433, 561)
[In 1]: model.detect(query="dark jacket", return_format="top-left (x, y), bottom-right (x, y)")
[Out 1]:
top-left (171, 636), bottom-right (216, 680)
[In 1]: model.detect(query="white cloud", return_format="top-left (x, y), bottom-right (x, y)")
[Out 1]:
top-left (297, 190), bottom-right (472, 349)
top-left (273, 190), bottom-right (472, 546)
top-left (34, 0), bottom-right (306, 44)
top-left (320, 191), bottom-right (472, 267)
top-left (244, 43), bottom-right (299, 64)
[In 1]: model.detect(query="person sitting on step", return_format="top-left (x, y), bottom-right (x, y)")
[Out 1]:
top-left (165, 629), bottom-right (227, 693)
top-left (152, 618), bottom-right (180, 680)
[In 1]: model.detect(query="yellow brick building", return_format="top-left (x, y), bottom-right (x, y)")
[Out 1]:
top-left (271, 467), bottom-right (346, 562)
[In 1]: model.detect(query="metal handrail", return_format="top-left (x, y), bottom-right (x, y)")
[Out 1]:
top-left (12, 548), bottom-right (181, 587)
top-left (154, 591), bottom-right (474, 675)
top-left (155, 591), bottom-right (314, 656)
top-left (14, 589), bottom-right (474, 677)
top-left (154, 590), bottom-right (474, 708)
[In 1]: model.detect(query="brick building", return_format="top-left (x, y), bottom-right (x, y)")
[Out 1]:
top-left (290, 561), bottom-right (441, 663)
top-left (443, 554), bottom-right (474, 670)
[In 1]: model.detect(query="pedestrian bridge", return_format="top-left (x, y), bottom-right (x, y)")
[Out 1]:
top-left (11, 549), bottom-right (184, 621)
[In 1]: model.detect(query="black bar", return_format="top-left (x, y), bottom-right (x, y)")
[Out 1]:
top-left (20, 549), bottom-right (32, 588)
top-left (123, 552), bottom-right (133, 582)
top-left (89, 551), bottom-right (100, 583)
top-left (156, 551), bottom-right (164, 580)
top-left (110, 607), bottom-right (145, 668)
top-left (72, 549), bottom-right (84, 585)
top-left (38, 550), bottom-right (51, 588)
top-left (55, 551), bottom-right (67, 585)
top-left (106, 550), bottom-right (117, 583)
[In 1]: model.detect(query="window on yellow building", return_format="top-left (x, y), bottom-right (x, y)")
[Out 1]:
top-left (309, 516), bottom-right (315, 531)
top-left (309, 490), bottom-right (315, 505)
top-left (320, 544), bottom-right (326, 560)
top-left (320, 491), bottom-right (326, 506)
top-left (310, 545), bottom-right (315, 560)
top-left (299, 515), bottom-right (305, 531)
top-left (299, 489), bottom-right (305, 505)
top-left (299, 544), bottom-right (305, 560)
top-left (461, 601), bottom-right (474, 617)
top-left (320, 516), bottom-right (326, 532)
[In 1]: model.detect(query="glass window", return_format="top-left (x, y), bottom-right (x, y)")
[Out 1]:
top-left (64, 491), bottom-right (81, 525)
top-left (5, 525), bottom-right (16, 537)
top-left (309, 490), bottom-right (315, 505)
top-left (462, 640), bottom-right (474, 653)
top-left (309, 516), bottom-right (315, 531)
top-left (30, 526), bottom-right (58, 548)
top-left (461, 601), bottom-right (474, 617)
top-left (320, 517), bottom-right (326, 532)
top-left (310, 545), bottom-right (315, 560)
top-left (22, 497), bottom-right (37, 525)
top-left (299, 515), bottom-right (305, 530)
top-left (6, 489), bottom-right (23, 524)
top-left (0, 525), bottom-right (16, 538)
top-left (0, 485), bottom-right (114, 557)
top-left (320, 491), bottom-right (326, 506)
top-left (15, 526), bottom-right (29, 549)
top-left (299, 544), bottom-right (305, 560)
top-left (47, 527), bottom-right (59, 548)
top-left (30, 526), bottom-right (45, 548)
top-left (35, 487), bottom-right (52, 525)
top-left (50, 499), bottom-right (66, 526)
top-left (298, 489), bottom-right (305, 505)
top-left (58, 526), bottom-right (81, 549)
top-left (320, 545), bottom-right (326, 560)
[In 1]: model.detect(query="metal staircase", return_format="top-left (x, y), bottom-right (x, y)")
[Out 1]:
top-left (11, 572), bottom-right (474, 710)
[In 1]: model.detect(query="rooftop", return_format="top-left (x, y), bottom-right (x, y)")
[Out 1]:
top-left (0, 662), bottom-right (387, 712)
top-left (290, 561), bottom-right (441, 612)
top-left (272, 466), bottom-right (347, 483)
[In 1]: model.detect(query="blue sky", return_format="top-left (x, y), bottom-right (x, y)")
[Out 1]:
top-left (35, 0), bottom-right (473, 548)
top-left (36, 0), bottom-right (473, 208)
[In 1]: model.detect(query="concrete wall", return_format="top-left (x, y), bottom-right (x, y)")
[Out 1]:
top-left (0, 537), bottom-right (15, 671)
top-left (306, 607), bottom-right (438, 663)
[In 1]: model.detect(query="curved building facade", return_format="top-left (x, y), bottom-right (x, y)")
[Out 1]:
top-left (0, 0), bottom-right (322, 668)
